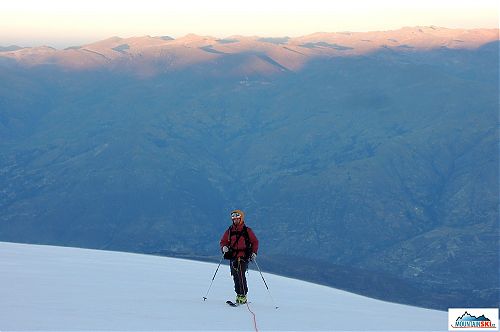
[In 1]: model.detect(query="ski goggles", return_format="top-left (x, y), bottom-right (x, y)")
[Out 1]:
top-left (231, 212), bottom-right (242, 219)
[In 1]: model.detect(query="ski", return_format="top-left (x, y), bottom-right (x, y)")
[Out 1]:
top-left (226, 300), bottom-right (239, 307)
top-left (226, 300), bottom-right (250, 306)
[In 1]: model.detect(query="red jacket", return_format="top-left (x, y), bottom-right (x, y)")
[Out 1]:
top-left (220, 222), bottom-right (259, 259)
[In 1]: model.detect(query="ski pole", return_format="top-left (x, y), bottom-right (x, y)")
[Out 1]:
top-left (203, 254), bottom-right (224, 301)
top-left (253, 257), bottom-right (279, 309)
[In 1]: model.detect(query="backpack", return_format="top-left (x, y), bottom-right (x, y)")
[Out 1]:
top-left (224, 225), bottom-right (253, 260)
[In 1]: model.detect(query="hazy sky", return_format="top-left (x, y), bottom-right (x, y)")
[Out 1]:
top-left (1, 0), bottom-right (498, 48)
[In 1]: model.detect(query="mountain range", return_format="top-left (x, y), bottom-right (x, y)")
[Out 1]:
top-left (2, 26), bottom-right (498, 75)
top-left (0, 27), bottom-right (498, 310)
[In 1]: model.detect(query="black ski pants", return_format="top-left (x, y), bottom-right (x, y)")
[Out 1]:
top-left (230, 258), bottom-right (248, 295)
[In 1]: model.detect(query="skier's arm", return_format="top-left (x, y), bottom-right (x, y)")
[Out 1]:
top-left (219, 229), bottom-right (230, 249)
top-left (248, 228), bottom-right (259, 254)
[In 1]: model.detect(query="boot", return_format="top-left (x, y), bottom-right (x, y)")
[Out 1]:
top-left (236, 294), bottom-right (247, 304)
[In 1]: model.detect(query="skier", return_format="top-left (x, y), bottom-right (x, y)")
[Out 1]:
top-left (220, 209), bottom-right (259, 305)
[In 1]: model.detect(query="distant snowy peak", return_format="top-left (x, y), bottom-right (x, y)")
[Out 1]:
top-left (1, 27), bottom-right (497, 74)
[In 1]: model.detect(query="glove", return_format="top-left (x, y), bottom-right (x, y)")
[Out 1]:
top-left (222, 246), bottom-right (229, 253)
top-left (251, 252), bottom-right (257, 260)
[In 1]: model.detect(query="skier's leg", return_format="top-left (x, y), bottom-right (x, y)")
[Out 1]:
top-left (239, 260), bottom-right (248, 295)
top-left (230, 260), bottom-right (242, 294)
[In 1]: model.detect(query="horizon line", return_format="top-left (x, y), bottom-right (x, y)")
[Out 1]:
top-left (2, 25), bottom-right (499, 50)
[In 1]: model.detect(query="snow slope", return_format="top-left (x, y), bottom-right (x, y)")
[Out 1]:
top-left (0, 242), bottom-right (446, 331)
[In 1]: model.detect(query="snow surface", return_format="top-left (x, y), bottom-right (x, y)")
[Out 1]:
top-left (0, 242), bottom-right (447, 331)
